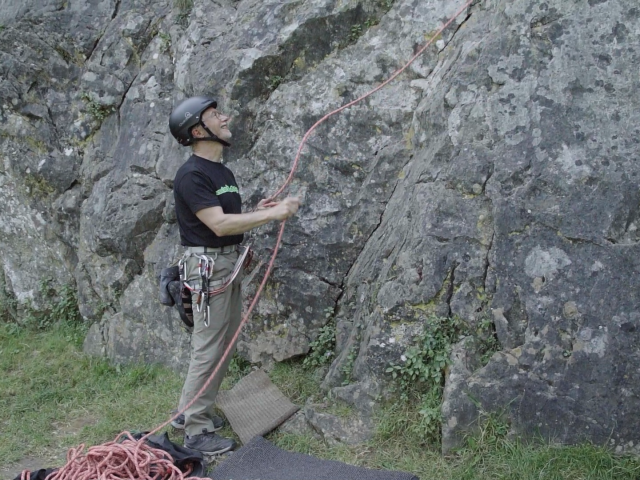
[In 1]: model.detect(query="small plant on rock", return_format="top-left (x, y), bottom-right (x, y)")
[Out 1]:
top-left (174, 0), bottom-right (193, 25)
top-left (80, 93), bottom-right (115, 122)
top-left (364, 18), bottom-right (379, 29)
top-left (174, 0), bottom-right (193, 13)
top-left (385, 315), bottom-right (466, 444)
top-left (474, 316), bottom-right (500, 365)
top-left (24, 173), bottom-right (56, 198)
top-left (227, 353), bottom-right (252, 382)
top-left (303, 307), bottom-right (336, 369)
top-left (386, 315), bottom-right (464, 400)
top-left (350, 24), bottom-right (363, 42)
top-left (20, 279), bottom-right (83, 330)
top-left (383, 0), bottom-right (395, 11)
top-left (158, 32), bottom-right (171, 53)
top-left (340, 346), bottom-right (358, 385)
top-left (268, 75), bottom-right (284, 90)
top-left (0, 284), bottom-right (17, 323)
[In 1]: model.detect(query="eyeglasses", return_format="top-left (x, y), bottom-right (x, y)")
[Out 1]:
top-left (204, 109), bottom-right (224, 121)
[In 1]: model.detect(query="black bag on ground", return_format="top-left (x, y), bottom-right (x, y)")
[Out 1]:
top-left (132, 432), bottom-right (207, 477)
top-left (13, 468), bottom-right (58, 480)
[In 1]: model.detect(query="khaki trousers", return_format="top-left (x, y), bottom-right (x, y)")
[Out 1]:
top-left (178, 250), bottom-right (242, 436)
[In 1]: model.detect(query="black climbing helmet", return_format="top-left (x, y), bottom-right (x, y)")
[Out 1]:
top-left (168, 96), bottom-right (230, 147)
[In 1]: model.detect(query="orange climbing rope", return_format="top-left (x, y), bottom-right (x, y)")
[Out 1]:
top-left (26, 433), bottom-right (199, 480)
top-left (21, 1), bottom-right (475, 478)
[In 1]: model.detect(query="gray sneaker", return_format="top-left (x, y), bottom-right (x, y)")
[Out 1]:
top-left (184, 429), bottom-right (236, 455)
top-left (170, 411), bottom-right (225, 431)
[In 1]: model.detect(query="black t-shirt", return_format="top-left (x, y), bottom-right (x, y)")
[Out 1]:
top-left (173, 155), bottom-right (244, 247)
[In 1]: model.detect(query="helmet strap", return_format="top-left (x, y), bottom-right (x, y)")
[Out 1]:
top-left (193, 122), bottom-right (231, 147)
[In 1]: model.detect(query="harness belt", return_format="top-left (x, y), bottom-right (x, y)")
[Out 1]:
top-left (184, 244), bottom-right (238, 255)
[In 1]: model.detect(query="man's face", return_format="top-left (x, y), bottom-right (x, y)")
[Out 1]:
top-left (199, 106), bottom-right (232, 142)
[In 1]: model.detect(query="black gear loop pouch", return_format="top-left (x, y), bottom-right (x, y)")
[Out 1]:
top-left (168, 280), bottom-right (194, 328)
top-left (159, 266), bottom-right (194, 329)
top-left (159, 266), bottom-right (180, 306)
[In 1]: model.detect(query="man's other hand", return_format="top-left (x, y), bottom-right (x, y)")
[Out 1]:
top-left (269, 197), bottom-right (300, 220)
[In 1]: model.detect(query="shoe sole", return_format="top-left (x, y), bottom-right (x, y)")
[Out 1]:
top-left (173, 422), bottom-right (223, 432)
top-left (184, 444), bottom-right (234, 456)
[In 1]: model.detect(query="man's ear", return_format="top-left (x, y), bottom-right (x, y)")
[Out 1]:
top-left (191, 125), bottom-right (205, 138)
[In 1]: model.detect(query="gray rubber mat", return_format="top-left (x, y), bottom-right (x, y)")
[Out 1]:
top-left (210, 436), bottom-right (419, 480)
top-left (216, 370), bottom-right (299, 444)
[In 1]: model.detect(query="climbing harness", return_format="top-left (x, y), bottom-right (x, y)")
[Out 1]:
top-left (31, 1), bottom-right (476, 478)
top-left (159, 246), bottom-right (251, 328)
top-left (178, 246), bottom-right (251, 327)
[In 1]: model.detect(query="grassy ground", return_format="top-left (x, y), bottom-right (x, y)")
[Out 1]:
top-left (0, 322), bottom-right (183, 466)
top-left (2, 321), bottom-right (640, 479)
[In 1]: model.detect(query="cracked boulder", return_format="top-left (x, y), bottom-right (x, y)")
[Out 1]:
top-left (279, 411), bottom-right (320, 439)
top-left (304, 405), bottom-right (375, 445)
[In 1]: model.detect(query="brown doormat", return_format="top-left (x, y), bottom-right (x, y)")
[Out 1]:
top-left (216, 369), bottom-right (299, 444)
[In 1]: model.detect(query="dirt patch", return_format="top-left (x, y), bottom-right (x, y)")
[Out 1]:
top-left (1, 415), bottom-right (99, 478)
top-left (52, 414), bottom-right (99, 439)
top-left (0, 453), bottom-right (64, 479)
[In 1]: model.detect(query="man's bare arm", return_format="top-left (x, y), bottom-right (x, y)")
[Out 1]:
top-left (196, 197), bottom-right (300, 237)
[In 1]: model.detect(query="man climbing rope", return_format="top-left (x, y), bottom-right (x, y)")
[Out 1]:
top-left (168, 96), bottom-right (300, 456)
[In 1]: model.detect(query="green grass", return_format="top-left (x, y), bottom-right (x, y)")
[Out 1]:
top-left (269, 359), bottom-right (323, 404)
top-left (2, 323), bottom-right (640, 480)
top-left (268, 422), bottom-right (640, 480)
top-left (0, 322), bottom-right (183, 464)
top-left (265, 361), bottom-right (640, 479)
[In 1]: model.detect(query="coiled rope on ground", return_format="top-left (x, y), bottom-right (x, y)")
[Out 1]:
top-left (20, 2), bottom-right (476, 478)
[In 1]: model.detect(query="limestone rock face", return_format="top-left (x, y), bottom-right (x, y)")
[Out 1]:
top-left (1, 0), bottom-right (640, 450)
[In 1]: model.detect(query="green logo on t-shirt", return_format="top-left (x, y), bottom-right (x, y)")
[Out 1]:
top-left (216, 185), bottom-right (239, 196)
